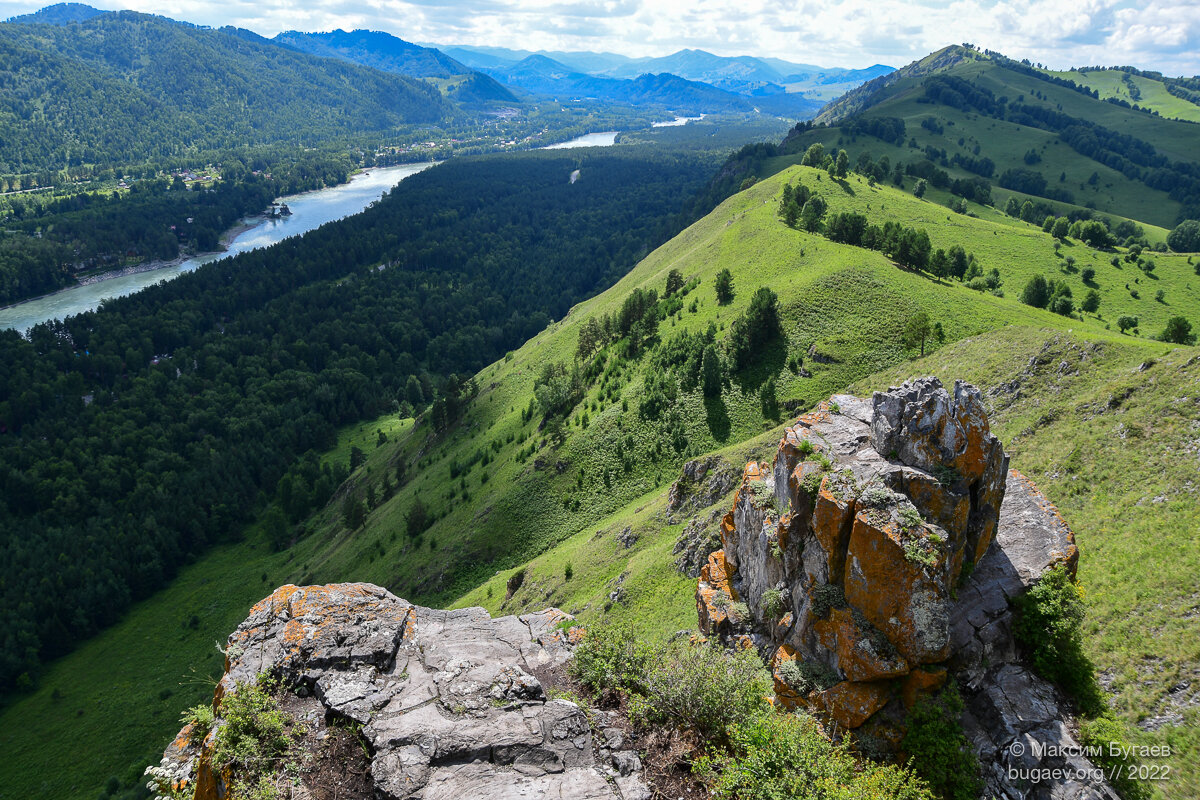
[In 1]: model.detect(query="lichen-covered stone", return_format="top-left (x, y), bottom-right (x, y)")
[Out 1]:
top-left (817, 680), bottom-right (892, 730)
top-left (696, 379), bottom-right (1115, 799)
top-left (157, 583), bottom-right (647, 800)
top-left (813, 608), bottom-right (909, 682)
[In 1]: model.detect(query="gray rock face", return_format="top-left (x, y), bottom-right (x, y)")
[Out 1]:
top-left (698, 379), bottom-right (1115, 800)
top-left (161, 583), bottom-right (649, 800)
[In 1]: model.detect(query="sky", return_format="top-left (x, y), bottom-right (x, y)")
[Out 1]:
top-left (3, 0), bottom-right (1199, 75)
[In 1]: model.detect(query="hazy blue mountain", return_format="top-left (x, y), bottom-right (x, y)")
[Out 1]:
top-left (274, 29), bottom-right (472, 79)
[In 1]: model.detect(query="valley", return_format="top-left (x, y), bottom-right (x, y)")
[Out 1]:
top-left (0, 5), bottom-right (1197, 800)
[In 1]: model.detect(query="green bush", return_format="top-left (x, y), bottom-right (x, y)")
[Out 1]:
top-left (704, 711), bottom-right (933, 800)
top-left (569, 622), bottom-right (654, 695)
top-left (1012, 565), bottom-right (1104, 713)
top-left (212, 676), bottom-right (296, 799)
top-left (761, 588), bottom-right (787, 619)
top-left (1078, 715), bottom-right (1152, 800)
top-left (179, 704), bottom-right (215, 743)
top-left (900, 685), bottom-right (981, 800)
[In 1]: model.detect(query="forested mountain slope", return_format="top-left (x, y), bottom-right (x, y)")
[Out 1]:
top-left (274, 28), bottom-right (473, 78)
top-left (0, 12), bottom-right (450, 173)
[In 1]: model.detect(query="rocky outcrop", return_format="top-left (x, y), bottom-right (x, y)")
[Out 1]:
top-left (155, 584), bottom-right (650, 800)
top-left (697, 378), bottom-right (1116, 799)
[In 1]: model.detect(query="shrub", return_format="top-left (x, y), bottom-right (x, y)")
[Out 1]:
top-left (901, 684), bottom-right (981, 800)
top-left (570, 622), bottom-right (655, 695)
top-left (180, 704), bottom-right (215, 743)
top-left (777, 658), bottom-right (838, 694)
top-left (761, 588), bottom-right (786, 618)
top-left (212, 676), bottom-right (296, 799)
top-left (1078, 715), bottom-right (1153, 800)
top-left (704, 712), bottom-right (933, 800)
top-left (640, 640), bottom-right (772, 743)
top-left (1012, 566), bottom-right (1103, 713)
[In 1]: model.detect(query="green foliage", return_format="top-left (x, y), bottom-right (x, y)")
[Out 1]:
top-left (1078, 715), bottom-right (1154, 800)
top-left (1013, 566), bottom-right (1103, 713)
top-left (569, 622), bottom-right (655, 696)
top-left (777, 658), bottom-right (838, 695)
top-left (1160, 315), bottom-right (1196, 344)
top-left (900, 684), bottom-right (981, 800)
top-left (811, 583), bottom-right (847, 618)
top-left (902, 311), bottom-right (935, 356)
top-left (727, 287), bottom-right (781, 370)
top-left (761, 588), bottom-right (786, 618)
top-left (179, 704), bottom-right (215, 743)
top-left (212, 677), bottom-right (295, 799)
top-left (714, 267), bottom-right (735, 305)
top-left (704, 711), bottom-right (933, 800)
top-left (572, 621), bottom-right (771, 744)
top-left (1167, 220), bottom-right (1200, 252)
top-left (534, 361), bottom-right (583, 419)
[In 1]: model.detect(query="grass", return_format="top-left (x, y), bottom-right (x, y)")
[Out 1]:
top-left (1044, 68), bottom-right (1200, 125)
top-left (1, 165), bottom-right (1194, 799)
top-left (790, 52), bottom-right (1199, 228)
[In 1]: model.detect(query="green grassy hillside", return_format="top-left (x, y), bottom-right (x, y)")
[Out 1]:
top-left (1, 165), bottom-right (1193, 799)
top-left (1044, 68), bottom-right (1200, 124)
top-left (789, 46), bottom-right (1200, 229)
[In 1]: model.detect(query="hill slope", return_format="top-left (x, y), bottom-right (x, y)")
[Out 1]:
top-left (4, 160), bottom-right (1196, 798)
top-left (0, 12), bottom-right (451, 172)
top-left (788, 46), bottom-right (1200, 228)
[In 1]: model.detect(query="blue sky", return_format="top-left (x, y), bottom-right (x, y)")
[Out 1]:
top-left (4, 0), bottom-right (1199, 74)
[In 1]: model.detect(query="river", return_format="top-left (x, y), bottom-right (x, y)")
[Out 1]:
top-left (652, 115), bottom-right (705, 127)
top-left (541, 131), bottom-right (619, 149)
top-left (0, 162), bottom-right (433, 333)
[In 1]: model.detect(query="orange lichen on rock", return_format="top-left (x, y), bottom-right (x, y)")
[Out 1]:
top-left (770, 644), bottom-right (806, 710)
top-left (697, 550), bottom-right (735, 635)
top-left (843, 511), bottom-right (950, 665)
top-left (811, 478), bottom-right (857, 584)
top-left (818, 680), bottom-right (891, 730)
top-left (813, 608), bottom-right (909, 682)
top-left (901, 666), bottom-right (948, 709)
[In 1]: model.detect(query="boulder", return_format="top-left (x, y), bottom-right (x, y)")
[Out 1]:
top-left (153, 583), bottom-right (649, 800)
top-left (697, 378), bottom-right (1116, 799)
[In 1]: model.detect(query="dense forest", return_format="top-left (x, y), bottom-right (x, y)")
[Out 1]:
top-left (0, 12), bottom-right (450, 173)
top-left (0, 148), bottom-right (715, 694)
top-left (0, 150), bottom-right (357, 305)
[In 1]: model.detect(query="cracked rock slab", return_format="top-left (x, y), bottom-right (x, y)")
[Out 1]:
top-left (160, 583), bottom-right (649, 800)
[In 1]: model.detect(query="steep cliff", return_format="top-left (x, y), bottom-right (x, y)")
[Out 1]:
top-left (697, 378), bottom-right (1116, 799)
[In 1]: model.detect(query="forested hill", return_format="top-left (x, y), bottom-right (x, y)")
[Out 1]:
top-left (0, 148), bottom-right (715, 696)
top-left (773, 45), bottom-right (1200, 228)
top-left (0, 11), bottom-right (451, 173)
top-left (274, 29), bottom-right (473, 79)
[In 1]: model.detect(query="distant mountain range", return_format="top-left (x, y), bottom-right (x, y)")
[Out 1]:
top-left (0, 4), bottom-right (894, 174)
top-left (437, 43), bottom-right (893, 98)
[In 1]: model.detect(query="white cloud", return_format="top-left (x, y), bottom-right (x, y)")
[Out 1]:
top-left (1, 0), bottom-right (1197, 73)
